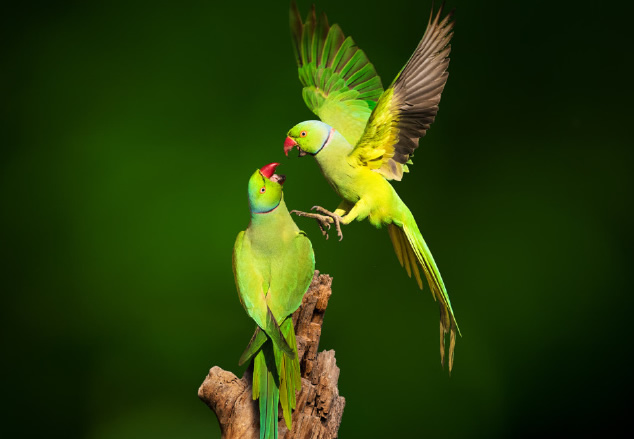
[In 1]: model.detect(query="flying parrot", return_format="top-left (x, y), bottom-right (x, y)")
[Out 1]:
top-left (232, 163), bottom-right (315, 439)
top-left (283, 2), bottom-right (460, 371)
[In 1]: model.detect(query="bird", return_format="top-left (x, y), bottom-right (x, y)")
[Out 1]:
top-left (283, 2), bottom-right (460, 372)
top-left (232, 162), bottom-right (315, 438)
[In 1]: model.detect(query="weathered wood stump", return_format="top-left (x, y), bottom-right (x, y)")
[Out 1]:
top-left (198, 272), bottom-right (345, 438)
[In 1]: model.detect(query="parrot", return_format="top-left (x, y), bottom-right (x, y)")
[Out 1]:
top-left (283, 2), bottom-right (460, 372)
top-left (232, 163), bottom-right (315, 439)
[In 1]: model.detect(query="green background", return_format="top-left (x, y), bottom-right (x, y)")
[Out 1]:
top-left (2, 0), bottom-right (631, 437)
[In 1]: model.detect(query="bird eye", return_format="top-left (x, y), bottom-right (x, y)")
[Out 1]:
top-left (300, 131), bottom-right (307, 137)
top-left (260, 187), bottom-right (266, 194)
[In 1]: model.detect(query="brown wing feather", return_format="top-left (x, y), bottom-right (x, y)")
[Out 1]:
top-left (348, 5), bottom-right (454, 181)
top-left (391, 5), bottom-right (454, 165)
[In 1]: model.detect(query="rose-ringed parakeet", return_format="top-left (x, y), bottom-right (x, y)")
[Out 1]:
top-left (283, 3), bottom-right (460, 372)
top-left (233, 163), bottom-right (315, 438)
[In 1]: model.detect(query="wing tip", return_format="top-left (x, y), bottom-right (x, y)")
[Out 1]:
top-left (267, 306), bottom-right (295, 358)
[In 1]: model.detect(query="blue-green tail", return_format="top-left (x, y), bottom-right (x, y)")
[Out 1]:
top-left (275, 318), bottom-right (301, 428)
top-left (253, 344), bottom-right (279, 439)
top-left (251, 318), bottom-right (301, 439)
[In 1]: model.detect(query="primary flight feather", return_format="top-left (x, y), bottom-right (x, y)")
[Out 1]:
top-left (284, 2), bottom-right (460, 372)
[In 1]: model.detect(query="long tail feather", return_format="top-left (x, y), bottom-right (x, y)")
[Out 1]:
top-left (275, 318), bottom-right (301, 429)
top-left (388, 223), bottom-right (404, 266)
top-left (406, 235), bottom-right (424, 289)
top-left (254, 343), bottom-right (279, 439)
top-left (252, 318), bottom-right (301, 438)
top-left (388, 218), bottom-right (460, 373)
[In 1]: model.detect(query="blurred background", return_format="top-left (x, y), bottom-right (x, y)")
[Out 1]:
top-left (1, 0), bottom-right (631, 437)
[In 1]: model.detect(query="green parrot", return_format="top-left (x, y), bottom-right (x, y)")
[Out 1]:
top-left (232, 163), bottom-right (315, 439)
top-left (283, 3), bottom-right (460, 371)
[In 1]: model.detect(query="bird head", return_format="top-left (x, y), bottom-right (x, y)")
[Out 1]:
top-left (284, 120), bottom-right (331, 157)
top-left (248, 163), bottom-right (285, 214)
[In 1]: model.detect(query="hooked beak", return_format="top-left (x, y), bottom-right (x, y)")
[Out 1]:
top-left (284, 136), bottom-right (297, 157)
top-left (259, 162), bottom-right (286, 185)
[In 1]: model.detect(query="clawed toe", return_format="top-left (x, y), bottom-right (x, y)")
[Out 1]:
top-left (290, 209), bottom-right (335, 240)
top-left (331, 215), bottom-right (343, 241)
top-left (308, 206), bottom-right (344, 241)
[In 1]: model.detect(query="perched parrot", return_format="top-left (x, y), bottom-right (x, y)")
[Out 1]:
top-left (232, 163), bottom-right (315, 439)
top-left (283, 3), bottom-right (460, 371)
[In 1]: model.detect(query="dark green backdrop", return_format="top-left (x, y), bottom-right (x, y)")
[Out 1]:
top-left (2, 0), bottom-right (631, 437)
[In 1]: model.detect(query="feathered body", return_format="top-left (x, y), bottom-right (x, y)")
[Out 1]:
top-left (284, 2), bottom-right (460, 371)
top-left (233, 164), bottom-right (315, 438)
top-left (306, 126), bottom-right (404, 227)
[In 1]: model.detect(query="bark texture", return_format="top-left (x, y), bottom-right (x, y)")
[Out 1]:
top-left (199, 272), bottom-right (345, 439)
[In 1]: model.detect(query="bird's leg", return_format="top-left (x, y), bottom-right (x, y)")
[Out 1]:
top-left (289, 209), bottom-right (333, 238)
top-left (291, 200), bottom-right (352, 240)
top-left (331, 199), bottom-right (352, 217)
top-left (310, 200), bottom-right (358, 241)
top-left (311, 206), bottom-right (344, 241)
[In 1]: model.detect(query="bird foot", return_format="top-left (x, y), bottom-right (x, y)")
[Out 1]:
top-left (311, 206), bottom-right (344, 241)
top-left (290, 210), bottom-right (334, 239)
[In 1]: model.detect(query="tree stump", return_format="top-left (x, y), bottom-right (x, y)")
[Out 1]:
top-left (198, 272), bottom-right (345, 438)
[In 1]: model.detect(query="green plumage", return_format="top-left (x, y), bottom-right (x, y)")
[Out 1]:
top-left (233, 167), bottom-right (315, 438)
top-left (275, 318), bottom-right (301, 428)
top-left (290, 1), bottom-right (383, 146)
top-left (286, 3), bottom-right (459, 372)
top-left (253, 343), bottom-right (279, 439)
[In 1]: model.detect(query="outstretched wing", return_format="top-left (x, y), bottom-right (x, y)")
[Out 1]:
top-left (348, 5), bottom-right (454, 181)
top-left (290, 1), bottom-right (383, 145)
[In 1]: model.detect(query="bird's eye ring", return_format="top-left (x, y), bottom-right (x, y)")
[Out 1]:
top-left (260, 187), bottom-right (266, 194)
top-left (300, 131), bottom-right (307, 137)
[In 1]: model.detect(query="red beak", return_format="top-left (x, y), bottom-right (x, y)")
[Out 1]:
top-left (259, 162), bottom-right (280, 179)
top-left (284, 136), bottom-right (298, 157)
